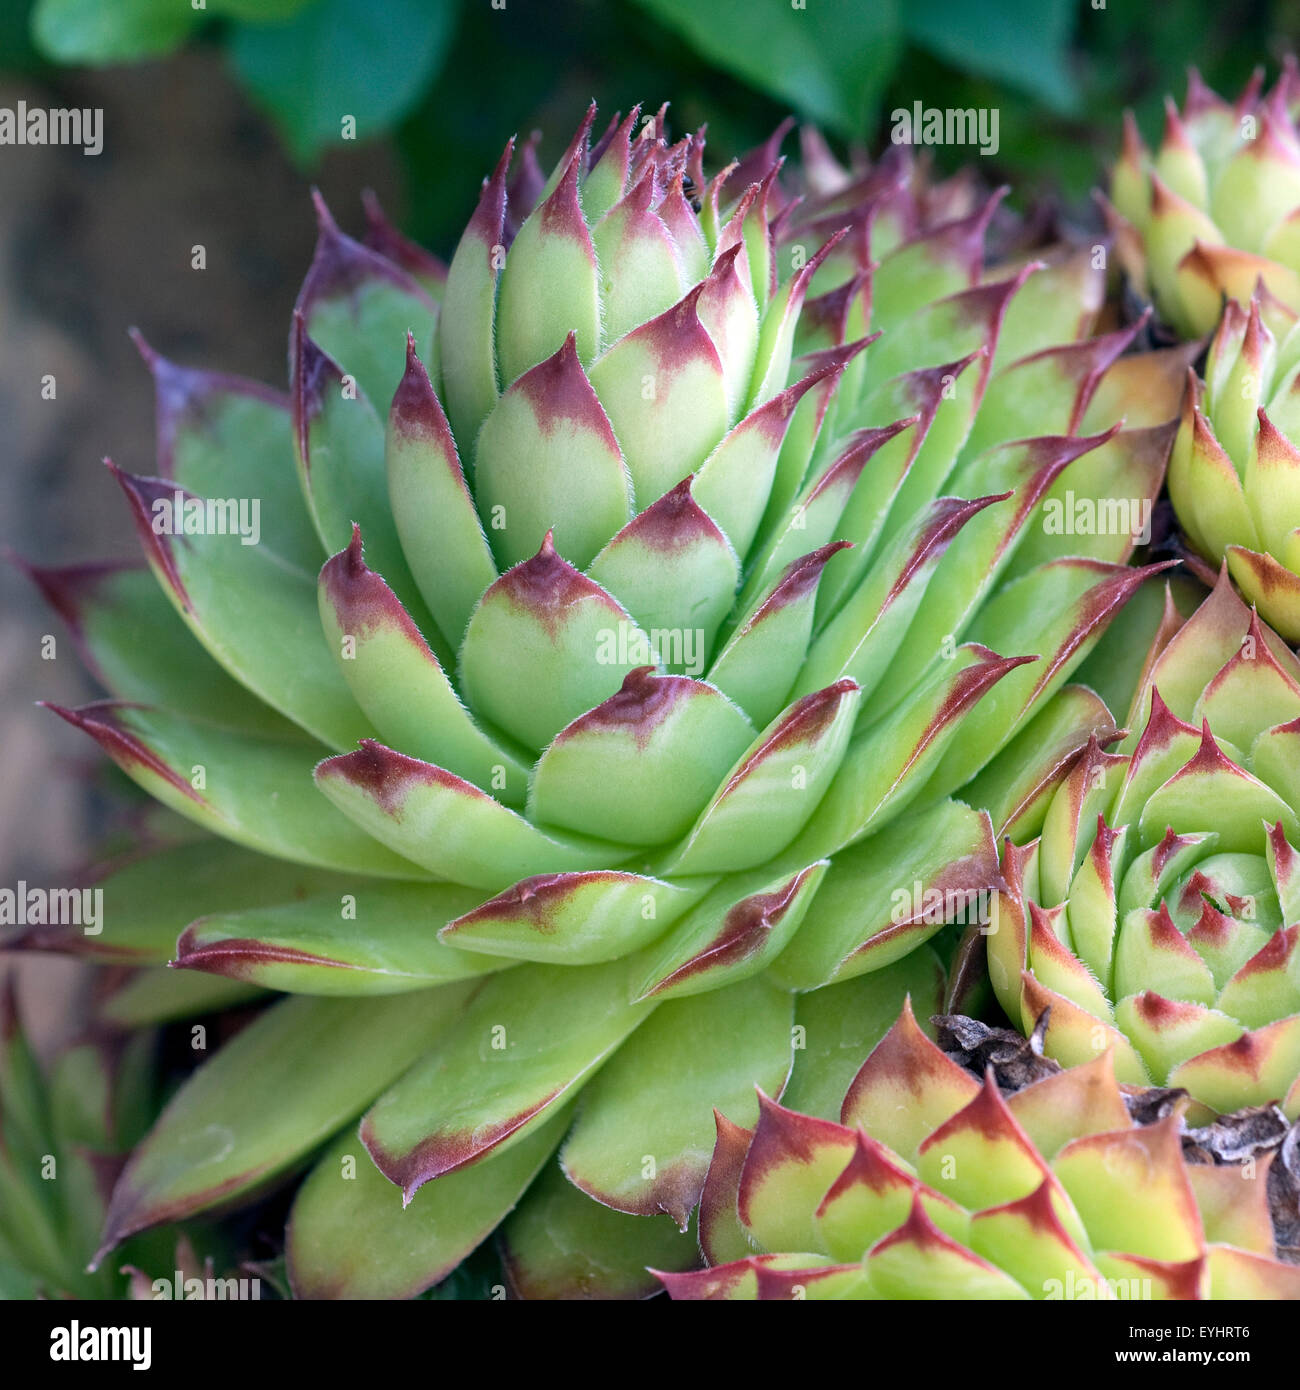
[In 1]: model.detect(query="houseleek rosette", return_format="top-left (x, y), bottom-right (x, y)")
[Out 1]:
top-left (0, 981), bottom-right (170, 1298)
top-left (1169, 292), bottom-right (1300, 639)
top-left (1109, 61), bottom-right (1300, 337)
top-left (14, 107), bottom-right (1186, 1298)
top-left (990, 571), bottom-right (1300, 1119)
top-left (658, 1001), bottom-right (1300, 1300)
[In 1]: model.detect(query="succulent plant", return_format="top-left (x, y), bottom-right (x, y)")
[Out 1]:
top-left (1168, 292), bottom-right (1300, 640)
top-left (0, 980), bottom-right (159, 1298)
top-left (14, 106), bottom-right (1187, 1298)
top-left (658, 1001), bottom-right (1300, 1300)
top-left (989, 571), bottom-right (1300, 1120)
top-left (1109, 63), bottom-right (1300, 338)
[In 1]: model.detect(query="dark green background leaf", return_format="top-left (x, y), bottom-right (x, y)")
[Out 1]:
top-left (208, 0), bottom-right (312, 19)
top-left (630, 0), bottom-right (902, 138)
top-left (228, 0), bottom-right (460, 164)
top-left (903, 0), bottom-right (1079, 112)
top-left (31, 0), bottom-right (201, 64)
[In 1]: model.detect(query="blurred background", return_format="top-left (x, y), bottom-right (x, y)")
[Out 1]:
top-left (0, 0), bottom-right (1292, 1049)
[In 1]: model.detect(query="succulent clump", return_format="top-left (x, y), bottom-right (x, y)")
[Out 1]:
top-left (11, 103), bottom-right (1192, 1297)
top-left (990, 572), bottom-right (1300, 1119)
top-left (658, 1001), bottom-right (1300, 1300)
top-left (1169, 292), bottom-right (1300, 639)
top-left (1110, 62), bottom-right (1300, 337)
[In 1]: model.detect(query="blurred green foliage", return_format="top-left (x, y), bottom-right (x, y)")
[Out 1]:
top-left (31, 0), bottom-right (199, 64)
top-left (228, 0), bottom-right (458, 163)
top-left (0, 0), bottom-right (1292, 250)
top-left (630, 0), bottom-right (905, 137)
